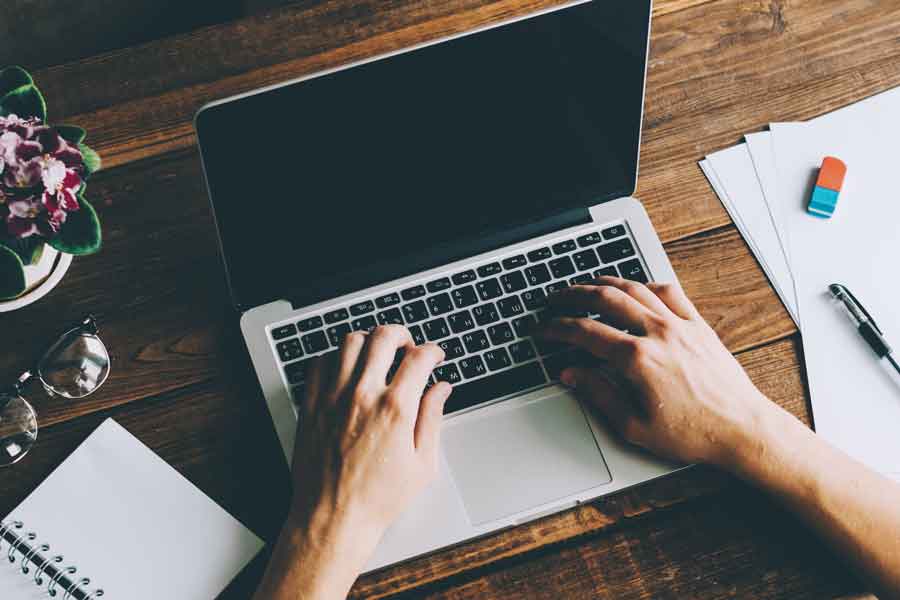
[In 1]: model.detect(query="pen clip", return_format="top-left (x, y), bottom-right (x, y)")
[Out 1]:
top-left (836, 284), bottom-right (884, 335)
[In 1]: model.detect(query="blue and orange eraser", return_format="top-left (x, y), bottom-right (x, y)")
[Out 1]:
top-left (807, 156), bottom-right (847, 218)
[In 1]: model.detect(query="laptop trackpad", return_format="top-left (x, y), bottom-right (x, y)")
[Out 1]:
top-left (442, 390), bottom-right (612, 526)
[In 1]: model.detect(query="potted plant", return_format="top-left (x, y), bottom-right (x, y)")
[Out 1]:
top-left (0, 65), bottom-right (102, 310)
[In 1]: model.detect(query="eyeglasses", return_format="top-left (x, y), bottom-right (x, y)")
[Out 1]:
top-left (0, 316), bottom-right (110, 467)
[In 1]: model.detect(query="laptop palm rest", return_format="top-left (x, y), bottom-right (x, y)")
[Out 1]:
top-left (442, 388), bottom-right (612, 526)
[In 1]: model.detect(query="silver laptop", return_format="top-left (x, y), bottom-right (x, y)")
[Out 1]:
top-left (195, 0), bottom-right (679, 571)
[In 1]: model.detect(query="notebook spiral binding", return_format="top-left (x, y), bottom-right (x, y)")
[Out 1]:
top-left (0, 520), bottom-right (104, 599)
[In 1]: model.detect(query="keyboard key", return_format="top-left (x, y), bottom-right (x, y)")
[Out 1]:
top-left (327, 322), bottom-right (352, 347)
top-left (401, 285), bottom-right (427, 301)
top-left (452, 270), bottom-right (477, 285)
top-left (597, 238), bottom-right (636, 263)
top-left (499, 270), bottom-right (527, 294)
top-left (502, 255), bottom-right (527, 269)
top-left (509, 340), bottom-right (536, 363)
top-left (427, 293), bottom-right (454, 316)
top-left (524, 263), bottom-right (551, 286)
top-left (409, 325), bottom-right (426, 345)
top-left (602, 224), bottom-right (626, 240)
top-left (277, 338), bottom-right (303, 362)
top-left (284, 360), bottom-right (308, 384)
top-left (272, 324), bottom-right (297, 340)
top-left (535, 337), bottom-right (568, 356)
top-left (570, 274), bottom-right (594, 285)
top-left (463, 330), bottom-right (490, 353)
top-left (549, 256), bottom-right (576, 278)
top-left (573, 249), bottom-right (600, 271)
top-left (512, 314), bottom-right (537, 338)
top-left (521, 288), bottom-right (547, 311)
top-left (377, 308), bottom-right (404, 325)
top-left (476, 278), bottom-right (503, 301)
top-left (619, 259), bottom-right (648, 283)
top-left (324, 308), bottom-right (349, 324)
top-left (427, 278), bottom-right (452, 293)
top-left (291, 384), bottom-right (305, 406)
top-left (350, 300), bottom-right (375, 316)
top-left (577, 232), bottom-right (602, 246)
top-left (552, 239), bottom-right (577, 254)
top-left (375, 292), bottom-right (401, 308)
top-left (459, 356), bottom-right (487, 379)
top-left (447, 310), bottom-right (476, 333)
top-left (487, 323), bottom-right (515, 346)
top-left (433, 363), bottom-right (463, 385)
top-left (497, 296), bottom-right (525, 319)
top-left (594, 266), bottom-right (619, 278)
top-left (423, 318), bottom-right (450, 341)
top-left (527, 247), bottom-right (552, 262)
top-left (477, 262), bottom-right (502, 277)
top-left (301, 330), bottom-right (329, 354)
top-left (352, 315), bottom-right (377, 332)
top-left (439, 337), bottom-right (466, 360)
top-left (452, 285), bottom-right (479, 308)
top-left (297, 316), bottom-right (323, 332)
top-left (473, 303), bottom-right (500, 326)
top-left (484, 348), bottom-right (512, 371)
top-left (546, 281), bottom-right (569, 295)
top-left (443, 361), bottom-right (547, 414)
top-left (402, 300), bottom-right (430, 323)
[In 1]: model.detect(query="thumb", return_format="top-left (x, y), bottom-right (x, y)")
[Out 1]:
top-left (561, 367), bottom-right (637, 434)
top-left (414, 381), bottom-right (452, 458)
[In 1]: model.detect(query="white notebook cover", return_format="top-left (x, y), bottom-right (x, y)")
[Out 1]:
top-left (1, 418), bottom-right (264, 599)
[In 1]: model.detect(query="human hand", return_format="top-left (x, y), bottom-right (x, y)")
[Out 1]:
top-left (535, 277), bottom-right (773, 468)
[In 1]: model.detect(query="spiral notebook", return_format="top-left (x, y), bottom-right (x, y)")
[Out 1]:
top-left (0, 419), bottom-right (264, 599)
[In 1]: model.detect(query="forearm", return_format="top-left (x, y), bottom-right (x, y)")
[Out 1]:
top-left (730, 401), bottom-right (900, 597)
top-left (254, 510), bottom-right (381, 600)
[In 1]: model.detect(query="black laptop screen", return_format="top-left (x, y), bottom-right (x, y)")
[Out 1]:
top-left (196, 0), bottom-right (651, 310)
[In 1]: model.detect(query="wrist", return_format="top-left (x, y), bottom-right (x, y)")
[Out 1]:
top-left (720, 396), bottom-right (802, 482)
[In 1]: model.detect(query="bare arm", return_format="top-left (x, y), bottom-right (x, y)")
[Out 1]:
top-left (535, 277), bottom-right (900, 598)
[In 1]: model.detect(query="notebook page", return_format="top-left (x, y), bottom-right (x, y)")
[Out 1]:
top-left (2, 419), bottom-right (263, 599)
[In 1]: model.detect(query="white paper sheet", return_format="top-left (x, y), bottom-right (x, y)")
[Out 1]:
top-left (772, 87), bottom-right (900, 476)
top-left (745, 131), bottom-right (792, 264)
top-left (1, 419), bottom-right (264, 599)
top-left (705, 144), bottom-right (798, 323)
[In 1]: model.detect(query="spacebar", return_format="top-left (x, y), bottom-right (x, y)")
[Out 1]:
top-left (443, 362), bottom-right (548, 415)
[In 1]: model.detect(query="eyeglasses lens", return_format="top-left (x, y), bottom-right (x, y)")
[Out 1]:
top-left (37, 331), bottom-right (110, 399)
top-left (0, 395), bottom-right (37, 466)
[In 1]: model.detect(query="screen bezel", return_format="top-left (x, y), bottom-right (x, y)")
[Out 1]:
top-left (196, 0), bottom-right (653, 312)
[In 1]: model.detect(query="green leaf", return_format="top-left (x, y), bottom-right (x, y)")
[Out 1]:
top-left (0, 235), bottom-right (44, 265)
top-left (78, 143), bottom-right (101, 175)
top-left (0, 66), bottom-right (32, 97)
top-left (0, 83), bottom-right (47, 121)
top-left (0, 244), bottom-right (26, 300)
top-left (48, 197), bottom-right (101, 255)
top-left (55, 124), bottom-right (86, 144)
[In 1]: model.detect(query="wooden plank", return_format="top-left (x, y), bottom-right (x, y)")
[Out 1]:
top-left (26, 0), bottom-right (900, 244)
top-left (0, 149), bottom-right (793, 430)
top-left (352, 335), bottom-right (812, 598)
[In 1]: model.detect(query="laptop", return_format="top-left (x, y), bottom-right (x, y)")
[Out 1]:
top-left (195, 0), bottom-right (680, 571)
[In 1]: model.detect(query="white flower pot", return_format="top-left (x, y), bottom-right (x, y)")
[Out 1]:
top-left (0, 245), bottom-right (72, 312)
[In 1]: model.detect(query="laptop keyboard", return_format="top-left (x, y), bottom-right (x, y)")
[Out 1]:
top-left (270, 223), bottom-right (649, 415)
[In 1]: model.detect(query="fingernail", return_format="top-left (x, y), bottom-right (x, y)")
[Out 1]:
top-left (560, 369), bottom-right (577, 389)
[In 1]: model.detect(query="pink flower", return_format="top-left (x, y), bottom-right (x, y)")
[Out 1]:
top-left (42, 168), bottom-right (80, 213)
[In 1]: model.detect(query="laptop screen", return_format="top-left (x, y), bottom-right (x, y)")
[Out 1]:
top-left (197, 0), bottom-right (651, 310)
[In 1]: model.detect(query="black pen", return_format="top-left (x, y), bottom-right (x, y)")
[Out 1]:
top-left (829, 283), bottom-right (900, 376)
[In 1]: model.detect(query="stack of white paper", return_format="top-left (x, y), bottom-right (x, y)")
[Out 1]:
top-left (700, 87), bottom-right (900, 480)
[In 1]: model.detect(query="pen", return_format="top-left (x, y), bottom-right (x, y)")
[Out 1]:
top-left (829, 283), bottom-right (900, 376)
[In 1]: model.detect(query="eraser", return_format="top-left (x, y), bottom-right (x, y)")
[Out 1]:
top-left (807, 156), bottom-right (846, 218)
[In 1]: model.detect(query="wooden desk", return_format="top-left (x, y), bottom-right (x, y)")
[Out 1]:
top-left (2, 1), bottom-right (897, 597)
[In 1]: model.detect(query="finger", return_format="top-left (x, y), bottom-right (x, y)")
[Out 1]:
top-left (390, 343), bottom-right (446, 404)
top-left (646, 281), bottom-right (700, 320)
top-left (586, 276), bottom-right (673, 318)
top-left (302, 352), bottom-right (331, 416)
top-left (549, 285), bottom-right (659, 333)
top-left (561, 366), bottom-right (643, 441)
top-left (357, 325), bottom-right (415, 389)
top-left (535, 316), bottom-right (637, 367)
top-left (334, 331), bottom-right (368, 395)
top-left (415, 381), bottom-right (452, 456)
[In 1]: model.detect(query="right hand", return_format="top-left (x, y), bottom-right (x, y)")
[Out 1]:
top-left (535, 277), bottom-right (775, 468)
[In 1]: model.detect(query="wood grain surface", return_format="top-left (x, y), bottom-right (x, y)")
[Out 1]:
top-left (1, 0), bottom-right (895, 597)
